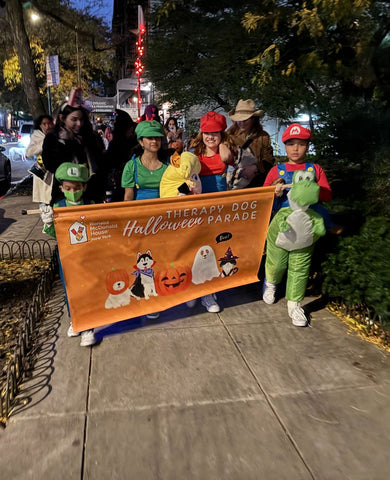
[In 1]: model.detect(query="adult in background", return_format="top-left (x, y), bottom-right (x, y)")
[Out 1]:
top-left (141, 104), bottom-right (170, 152)
top-left (104, 109), bottom-right (137, 202)
top-left (141, 104), bottom-right (162, 123)
top-left (26, 114), bottom-right (54, 205)
top-left (42, 100), bottom-right (104, 204)
top-left (96, 125), bottom-right (109, 150)
top-left (27, 115), bottom-right (54, 158)
top-left (164, 116), bottom-right (183, 144)
top-left (104, 125), bottom-right (113, 146)
top-left (227, 99), bottom-right (274, 188)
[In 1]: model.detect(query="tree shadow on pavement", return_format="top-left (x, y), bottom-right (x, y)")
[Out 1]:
top-left (0, 208), bottom-right (16, 234)
top-left (95, 282), bottom-right (263, 340)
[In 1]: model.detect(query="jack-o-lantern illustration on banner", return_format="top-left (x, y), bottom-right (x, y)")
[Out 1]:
top-left (53, 187), bottom-right (274, 332)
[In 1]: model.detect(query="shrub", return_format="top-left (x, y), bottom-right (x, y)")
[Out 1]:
top-left (322, 216), bottom-right (390, 323)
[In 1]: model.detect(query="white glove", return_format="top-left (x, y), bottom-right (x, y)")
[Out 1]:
top-left (40, 205), bottom-right (53, 224)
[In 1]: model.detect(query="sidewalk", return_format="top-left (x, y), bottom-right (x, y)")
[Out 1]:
top-left (1, 186), bottom-right (390, 480)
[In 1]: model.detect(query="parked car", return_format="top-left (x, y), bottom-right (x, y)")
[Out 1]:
top-left (18, 123), bottom-right (34, 148)
top-left (0, 145), bottom-right (12, 194)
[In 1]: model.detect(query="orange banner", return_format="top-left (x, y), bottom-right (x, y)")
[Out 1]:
top-left (54, 187), bottom-right (274, 332)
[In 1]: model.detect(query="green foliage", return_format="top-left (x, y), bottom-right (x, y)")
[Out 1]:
top-left (147, 0), bottom-right (390, 126)
top-left (0, 0), bottom-right (114, 114)
top-left (322, 217), bottom-right (390, 323)
top-left (146, 0), bottom-right (262, 112)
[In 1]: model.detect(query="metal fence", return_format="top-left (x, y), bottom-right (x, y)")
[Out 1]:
top-left (0, 239), bottom-right (56, 260)
top-left (0, 240), bottom-right (58, 427)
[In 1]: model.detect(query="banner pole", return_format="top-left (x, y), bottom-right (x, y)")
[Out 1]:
top-left (47, 86), bottom-right (51, 116)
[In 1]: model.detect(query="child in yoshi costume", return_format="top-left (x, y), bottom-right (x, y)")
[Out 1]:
top-left (263, 169), bottom-right (326, 326)
top-left (263, 123), bottom-right (342, 234)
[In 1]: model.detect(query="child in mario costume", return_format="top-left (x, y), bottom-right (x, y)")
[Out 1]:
top-left (264, 123), bottom-right (340, 233)
top-left (264, 169), bottom-right (326, 326)
top-left (40, 162), bottom-right (97, 347)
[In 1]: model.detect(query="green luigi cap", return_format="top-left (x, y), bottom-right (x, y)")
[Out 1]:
top-left (55, 162), bottom-right (89, 183)
top-left (135, 120), bottom-right (164, 140)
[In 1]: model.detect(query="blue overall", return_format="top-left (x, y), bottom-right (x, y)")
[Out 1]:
top-left (132, 156), bottom-right (160, 200)
top-left (273, 163), bottom-right (333, 229)
top-left (201, 173), bottom-right (227, 193)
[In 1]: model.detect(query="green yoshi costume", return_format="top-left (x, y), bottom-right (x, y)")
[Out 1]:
top-left (264, 170), bottom-right (326, 326)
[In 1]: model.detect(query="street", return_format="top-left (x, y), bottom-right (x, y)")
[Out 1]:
top-left (1, 143), bottom-right (35, 195)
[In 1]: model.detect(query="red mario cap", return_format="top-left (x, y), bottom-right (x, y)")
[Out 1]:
top-left (200, 111), bottom-right (227, 133)
top-left (282, 123), bottom-right (312, 143)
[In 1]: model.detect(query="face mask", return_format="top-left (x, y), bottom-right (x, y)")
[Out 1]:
top-left (63, 189), bottom-right (83, 203)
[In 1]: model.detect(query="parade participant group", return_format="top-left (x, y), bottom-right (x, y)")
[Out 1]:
top-left (35, 90), bottom-right (338, 347)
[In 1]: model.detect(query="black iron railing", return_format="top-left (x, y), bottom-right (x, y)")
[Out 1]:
top-left (0, 240), bottom-right (58, 427)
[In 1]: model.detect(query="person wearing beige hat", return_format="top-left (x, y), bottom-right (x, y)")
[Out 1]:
top-left (227, 99), bottom-right (274, 188)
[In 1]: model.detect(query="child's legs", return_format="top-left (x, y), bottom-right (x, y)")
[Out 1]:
top-left (311, 203), bottom-right (333, 229)
top-left (285, 247), bottom-right (313, 302)
top-left (265, 241), bottom-right (289, 285)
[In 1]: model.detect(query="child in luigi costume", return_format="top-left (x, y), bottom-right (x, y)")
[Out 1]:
top-left (40, 162), bottom-right (97, 347)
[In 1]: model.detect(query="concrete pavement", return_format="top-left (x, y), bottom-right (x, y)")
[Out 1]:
top-left (1, 185), bottom-right (390, 479)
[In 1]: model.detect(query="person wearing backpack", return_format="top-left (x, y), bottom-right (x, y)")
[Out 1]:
top-left (227, 99), bottom-right (274, 189)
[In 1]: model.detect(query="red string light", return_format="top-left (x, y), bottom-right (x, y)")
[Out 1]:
top-left (135, 12), bottom-right (146, 120)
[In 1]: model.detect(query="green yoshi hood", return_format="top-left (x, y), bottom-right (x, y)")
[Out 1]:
top-left (288, 170), bottom-right (320, 207)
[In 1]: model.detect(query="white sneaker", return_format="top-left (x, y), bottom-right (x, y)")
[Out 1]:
top-left (80, 329), bottom-right (97, 346)
top-left (146, 312), bottom-right (160, 320)
top-left (263, 281), bottom-right (277, 304)
top-left (201, 294), bottom-right (220, 313)
top-left (287, 301), bottom-right (308, 327)
top-left (67, 323), bottom-right (80, 337)
top-left (186, 299), bottom-right (197, 308)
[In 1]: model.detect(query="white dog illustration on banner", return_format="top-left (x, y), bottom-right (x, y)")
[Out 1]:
top-left (191, 245), bottom-right (220, 284)
top-left (105, 268), bottom-right (133, 309)
top-left (130, 250), bottom-right (158, 300)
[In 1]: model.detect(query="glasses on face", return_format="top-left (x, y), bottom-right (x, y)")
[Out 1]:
top-left (203, 132), bottom-right (220, 136)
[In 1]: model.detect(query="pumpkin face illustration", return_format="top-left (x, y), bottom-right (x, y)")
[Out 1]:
top-left (156, 264), bottom-right (192, 295)
top-left (106, 268), bottom-right (130, 295)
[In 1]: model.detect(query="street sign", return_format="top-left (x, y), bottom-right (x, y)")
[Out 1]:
top-left (87, 96), bottom-right (116, 113)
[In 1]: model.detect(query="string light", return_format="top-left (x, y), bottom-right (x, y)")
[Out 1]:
top-left (135, 8), bottom-right (145, 120)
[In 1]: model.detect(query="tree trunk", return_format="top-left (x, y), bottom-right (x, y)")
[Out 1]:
top-left (6, 0), bottom-right (46, 118)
